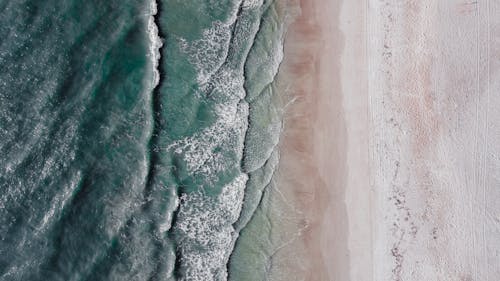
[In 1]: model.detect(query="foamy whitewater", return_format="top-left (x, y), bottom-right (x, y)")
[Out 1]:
top-left (159, 0), bottom-right (289, 279)
top-left (0, 0), bottom-right (291, 280)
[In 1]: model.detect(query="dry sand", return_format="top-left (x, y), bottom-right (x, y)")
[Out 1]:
top-left (369, 0), bottom-right (500, 280)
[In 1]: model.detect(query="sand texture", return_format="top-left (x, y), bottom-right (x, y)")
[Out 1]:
top-left (369, 0), bottom-right (500, 280)
top-left (273, 0), bottom-right (500, 280)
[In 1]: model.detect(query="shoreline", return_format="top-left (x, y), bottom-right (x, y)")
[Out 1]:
top-left (269, 0), bottom-right (349, 279)
top-left (268, 0), bottom-right (370, 280)
top-left (231, 0), bottom-right (500, 279)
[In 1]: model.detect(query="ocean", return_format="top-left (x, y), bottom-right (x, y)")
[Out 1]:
top-left (0, 0), bottom-right (290, 280)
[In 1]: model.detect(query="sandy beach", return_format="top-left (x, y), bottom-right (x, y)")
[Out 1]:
top-left (369, 1), bottom-right (500, 280)
top-left (273, 0), bottom-right (500, 280)
top-left (267, 0), bottom-right (369, 280)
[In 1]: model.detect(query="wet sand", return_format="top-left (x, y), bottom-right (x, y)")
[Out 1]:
top-left (268, 0), bottom-right (368, 280)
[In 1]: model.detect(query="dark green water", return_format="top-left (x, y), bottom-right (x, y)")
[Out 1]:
top-left (0, 0), bottom-right (289, 280)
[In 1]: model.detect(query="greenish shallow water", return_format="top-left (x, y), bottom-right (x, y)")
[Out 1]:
top-left (0, 0), bottom-right (290, 280)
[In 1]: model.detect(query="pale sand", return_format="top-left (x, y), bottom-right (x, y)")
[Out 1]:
top-left (369, 1), bottom-right (500, 280)
top-left (268, 0), bottom-right (369, 280)
top-left (339, 1), bottom-right (371, 280)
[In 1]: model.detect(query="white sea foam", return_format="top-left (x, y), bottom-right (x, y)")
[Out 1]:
top-left (167, 66), bottom-right (250, 279)
top-left (147, 0), bottom-right (162, 89)
top-left (167, 101), bottom-right (248, 182)
top-left (167, 68), bottom-right (248, 182)
top-left (177, 0), bottom-right (245, 86)
top-left (210, 68), bottom-right (246, 100)
top-left (158, 195), bottom-right (180, 234)
top-left (242, 0), bottom-right (263, 10)
top-left (179, 21), bottom-right (233, 85)
top-left (175, 174), bottom-right (248, 281)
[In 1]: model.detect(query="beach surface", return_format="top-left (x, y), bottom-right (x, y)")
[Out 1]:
top-left (268, 0), bottom-right (370, 280)
top-left (369, 0), bottom-right (500, 280)
top-left (273, 0), bottom-right (500, 280)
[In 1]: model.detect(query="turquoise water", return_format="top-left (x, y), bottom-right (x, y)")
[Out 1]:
top-left (0, 0), bottom-right (289, 280)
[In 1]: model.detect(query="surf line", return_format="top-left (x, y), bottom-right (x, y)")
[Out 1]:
top-left (144, 0), bottom-right (173, 220)
top-left (143, 1), bottom-right (178, 278)
top-left (148, 0), bottom-right (163, 89)
top-left (144, 0), bottom-right (164, 198)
